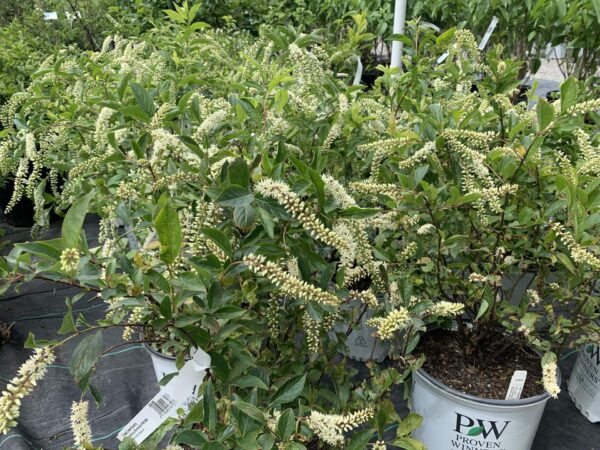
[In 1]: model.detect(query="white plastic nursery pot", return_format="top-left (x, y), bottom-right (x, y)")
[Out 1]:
top-left (144, 344), bottom-right (192, 387)
top-left (330, 301), bottom-right (390, 363)
top-left (412, 368), bottom-right (556, 450)
top-left (568, 343), bottom-right (600, 423)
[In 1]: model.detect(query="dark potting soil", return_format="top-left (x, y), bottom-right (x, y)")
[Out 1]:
top-left (417, 329), bottom-right (546, 400)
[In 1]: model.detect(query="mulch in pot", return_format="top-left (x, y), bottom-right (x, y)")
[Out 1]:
top-left (416, 328), bottom-right (545, 400)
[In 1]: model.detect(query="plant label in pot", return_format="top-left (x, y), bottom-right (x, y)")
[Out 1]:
top-left (118, 347), bottom-right (211, 444)
top-left (568, 344), bottom-right (600, 423)
top-left (145, 343), bottom-right (183, 384)
top-left (411, 368), bottom-right (555, 450)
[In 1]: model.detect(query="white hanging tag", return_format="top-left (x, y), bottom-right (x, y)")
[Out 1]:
top-left (353, 56), bottom-right (364, 86)
top-left (117, 348), bottom-right (211, 444)
top-left (478, 16), bottom-right (499, 51)
top-left (43, 12), bottom-right (58, 20)
top-left (505, 370), bottom-right (527, 400)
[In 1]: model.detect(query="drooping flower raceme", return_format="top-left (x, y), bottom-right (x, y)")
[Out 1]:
top-left (70, 400), bottom-right (92, 449)
top-left (0, 347), bottom-right (55, 434)
top-left (244, 254), bottom-right (341, 306)
top-left (255, 178), bottom-right (349, 252)
top-left (305, 408), bottom-right (374, 446)
top-left (367, 308), bottom-right (411, 340)
top-left (550, 222), bottom-right (600, 270)
top-left (428, 301), bottom-right (465, 318)
top-left (542, 357), bottom-right (561, 399)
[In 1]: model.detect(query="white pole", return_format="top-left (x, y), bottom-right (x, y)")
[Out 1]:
top-left (391, 0), bottom-right (407, 69)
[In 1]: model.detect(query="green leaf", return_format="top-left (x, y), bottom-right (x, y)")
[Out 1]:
top-left (560, 78), bottom-right (578, 114)
top-left (58, 299), bottom-right (76, 334)
top-left (118, 437), bottom-right (138, 450)
top-left (119, 105), bottom-right (150, 123)
top-left (309, 169), bottom-right (325, 209)
top-left (592, 0), bottom-right (600, 21)
top-left (203, 380), bottom-right (217, 434)
top-left (200, 228), bottom-right (232, 258)
top-left (233, 205), bottom-right (256, 230)
top-left (475, 298), bottom-right (490, 321)
top-left (227, 158), bottom-right (250, 188)
top-left (347, 429), bottom-right (374, 450)
top-left (153, 201), bottom-right (182, 265)
top-left (70, 331), bottom-right (103, 383)
top-left (130, 82), bottom-right (155, 116)
top-left (337, 207), bottom-right (380, 219)
top-left (556, 252), bottom-right (576, 275)
top-left (231, 375), bottom-right (268, 390)
top-left (276, 408), bottom-right (296, 441)
top-left (536, 98), bottom-right (554, 131)
top-left (393, 437), bottom-right (426, 450)
top-left (270, 373), bottom-right (306, 405)
top-left (217, 185), bottom-right (254, 207)
top-left (468, 426), bottom-right (485, 436)
top-left (398, 413), bottom-right (423, 436)
top-left (174, 430), bottom-right (208, 446)
top-left (62, 192), bottom-right (93, 250)
top-left (232, 400), bottom-right (266, 423)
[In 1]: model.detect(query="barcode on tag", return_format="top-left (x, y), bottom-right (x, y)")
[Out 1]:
top-left (505, 370), bottom-right (527, 400)
top-left (148, 393), bottom-right (175, 417)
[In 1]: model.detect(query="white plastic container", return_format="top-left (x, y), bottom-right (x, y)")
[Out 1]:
top-left (330, 301), bottom-right (390, 362)
top-left (412, 368), bottom-right (554, 450)
top-left (568, 344), bottom-right (600, 423)
top-left (144, 344), bottom-right (197, 393)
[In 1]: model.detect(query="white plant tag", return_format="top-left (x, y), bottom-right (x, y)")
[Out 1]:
top-left (353, 56), bottom-right (363, 86)
top-left (505, 370), bottom-right (527, 400)
top-left (478, 16), bottom-right (499, 51)
top-left (43, 12), bottom-right (58, 20)
top-left (117, 348), bottom-right (211, 444)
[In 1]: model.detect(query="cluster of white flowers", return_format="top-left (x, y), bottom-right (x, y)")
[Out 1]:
top-left (367, 308), bottom-right (411, 340)
top-left (542, 358), bottom-right (561, 399)
top-left (575, 129), bottom-right (600, 176)
top-left (372, 441), bottom-right (387, 450)
top-left (349, 181), bottom-right (403, 199)
top-left (550, 222), bottom-right (600, 270)
top-left (70, 401), bottom-right (92, 449)
top-left (398, 142), bottom-right (435, 170)
top-left (566, 99), bottom-right (600, 116)
top-left (255, 178), bottom-right (349, 252)
top-left (417, 223), bottom-right (435, 235)
top-left (60, 248), bottom-right (81, 273)
top-left (244, 254), bottom-right (341, 306)
top-left (429, 301), bottom-right (465, 318)
top-left (0, 347), bottom-right (55, 434)
top-left (305, 408), bottom-right (373, 446)
top-left (303, 311), bottom-right (321, 354)
top-left (123, 307), bottom-right (145, 340)
top-left (349, 289), bottom-right (378, 308)
top-left (527, 289), bottom-right (542, 307)
top-left (322, 94), bottom-right (349, 150)
top-left (468, 272), bottom-right (487, 283)
top-left (322, 175), bottom-right (356, 208)
top-left (94, 107), bottom-right (114, 151)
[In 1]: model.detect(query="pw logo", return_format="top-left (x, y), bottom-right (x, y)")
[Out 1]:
top-left (585, 345), bottom-right (600, 366)
top-left (455, 412), bottom-right (510, 440)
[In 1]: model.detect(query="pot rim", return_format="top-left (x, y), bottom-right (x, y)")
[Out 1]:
top-left (415, 366), bottom-right (561, 407)
top-left (143, 342), bottom-right (191, 361)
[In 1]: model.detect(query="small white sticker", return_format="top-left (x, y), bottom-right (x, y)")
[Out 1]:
top-left (43, 12), bottom-right (58, 20)
top-left (117, 348), bottom-right (211, 444)
top-left (505, 370), bottom-right (527, 400)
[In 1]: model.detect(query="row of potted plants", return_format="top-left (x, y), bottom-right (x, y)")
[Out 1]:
top-left (0, 6), bottom-right (598, 450)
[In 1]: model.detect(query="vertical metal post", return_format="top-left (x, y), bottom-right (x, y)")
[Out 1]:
top-left (391, 0), bottom-right (407, 69)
